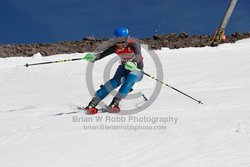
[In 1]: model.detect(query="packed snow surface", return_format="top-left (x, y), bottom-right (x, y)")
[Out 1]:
top-left (1, 39), bottom-right (250, 167)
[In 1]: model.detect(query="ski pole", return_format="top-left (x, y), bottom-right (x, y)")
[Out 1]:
top-left (24, 57), bottom-right (85, 67)
top-left (141, 93), bottom-right (148, 101)
top-left (125, 62), bottom-right (204, 104)
top-left (142, 71), bottom-right (204, 104)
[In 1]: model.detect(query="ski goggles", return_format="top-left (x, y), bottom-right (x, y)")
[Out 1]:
top-left (114, 36), bottom-right (130, 43)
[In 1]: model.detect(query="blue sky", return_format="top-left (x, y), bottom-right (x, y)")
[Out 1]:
top-left (0, 0), bottom-right (249, 44)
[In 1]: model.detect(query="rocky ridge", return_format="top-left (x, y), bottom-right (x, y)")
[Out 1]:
top-left (0, 32), bottom-right (249, 58)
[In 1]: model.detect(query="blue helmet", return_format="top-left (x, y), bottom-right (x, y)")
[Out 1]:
top-left (114, 26), bottom-right (130, 37)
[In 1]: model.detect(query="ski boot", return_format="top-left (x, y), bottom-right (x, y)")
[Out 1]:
top-left (107, 97), bottom-right (121, 113)
top-left (85, 97), bottom-right (100, 115)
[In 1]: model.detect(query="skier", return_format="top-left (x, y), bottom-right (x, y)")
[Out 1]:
top-left (83, 26), bottom-right (144, 114)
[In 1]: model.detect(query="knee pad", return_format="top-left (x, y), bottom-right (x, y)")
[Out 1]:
top-left (129, 71), bottom-right (143, 82)
top-left (118, 74), bottom-right (138, 98)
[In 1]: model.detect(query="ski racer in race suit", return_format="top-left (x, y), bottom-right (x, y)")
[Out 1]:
top-left (84, 26), bottom-right (144, 114)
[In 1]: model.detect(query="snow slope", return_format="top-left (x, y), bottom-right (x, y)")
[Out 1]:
top-left (1, 39), bottom-right (250, 167)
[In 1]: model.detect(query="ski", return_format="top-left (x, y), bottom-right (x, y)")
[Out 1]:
top-left (77, 105), bottom-right (110, 114)
top-left (77, 105), bottom-right (121, 114)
